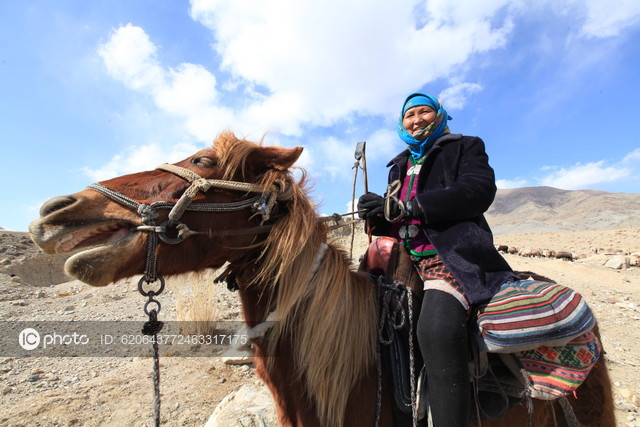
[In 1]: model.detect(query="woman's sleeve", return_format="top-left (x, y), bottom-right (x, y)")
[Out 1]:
top-left (416, 138), bottom-right (497, 224)
top-left (367, 215), bottom-right (391, 236)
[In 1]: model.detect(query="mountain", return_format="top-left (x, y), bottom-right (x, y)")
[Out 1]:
top-left (485, 187), bottom-right (640, 234)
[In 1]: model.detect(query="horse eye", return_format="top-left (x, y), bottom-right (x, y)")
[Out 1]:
top-left (191, 157), bottom-right (217, 168)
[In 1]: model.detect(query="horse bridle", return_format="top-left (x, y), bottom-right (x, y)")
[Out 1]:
top-left (87, 162), bottom-right (294, 427)
top-left (88, 162), bottom-right (292, 290)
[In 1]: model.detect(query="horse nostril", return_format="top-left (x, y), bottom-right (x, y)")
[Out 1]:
top-left (40, 196), bottom-right (77, 217)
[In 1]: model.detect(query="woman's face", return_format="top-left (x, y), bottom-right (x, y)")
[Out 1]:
top-left (402, 106), bottom-right (436, 136)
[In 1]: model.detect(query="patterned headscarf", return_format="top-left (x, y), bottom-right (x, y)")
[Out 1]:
top-left (397, 92), bottom-right (452, 159)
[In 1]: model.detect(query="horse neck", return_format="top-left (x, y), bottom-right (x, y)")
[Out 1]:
top-left (235, 228), bottom-right (379, 426)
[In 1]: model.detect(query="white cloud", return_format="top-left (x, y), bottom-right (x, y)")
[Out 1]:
top-left (367, 128), bottom-right (400, 163)
top-left (579, 0), bottom-right (640, 38)
top-left (98, 24), bottom-right (233, 141)
top-left (498, 147), bottom-right (640, 191)
top-left (189, 0), bottom-right (516, 130)
top-left (538, 160), bottom-right (631, 190)
top-left (82, 142), bottom-right (200, 181)
top-left (98, 2), bottom-right (640, 140)
top-left (94, 2), bottom-right (640, 192)
top-left (622, 147), bottom-right (640, 163)
top-left (319, 136), bottom-right (360, 180)
top-left (496, 178), bottom-right (529, 189)
top-left (439, 83), bottom-right (484, 110)
top-left (97, 24), bottom-right (164, 90)
top-left (345, 198), bottom-right (360, 216)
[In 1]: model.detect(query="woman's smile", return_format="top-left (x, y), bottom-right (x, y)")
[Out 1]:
top-left (402, 105), bottom-right (436, 136)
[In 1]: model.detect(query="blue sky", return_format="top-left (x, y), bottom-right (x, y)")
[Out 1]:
top-left (2, 0), bottom-right (639, 231)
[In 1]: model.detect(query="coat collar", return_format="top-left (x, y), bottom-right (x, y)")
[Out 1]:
top-left (387, 133), bottom-right (463, 167)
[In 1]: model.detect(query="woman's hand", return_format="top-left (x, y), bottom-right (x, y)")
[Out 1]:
top-left (385, 198), bottom-right (423, 223)
top-left (357, 193), bottom-right (384, 219)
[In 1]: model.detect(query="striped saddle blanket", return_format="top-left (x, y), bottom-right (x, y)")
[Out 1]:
top-left (475, 279), bottom-right (599, 399)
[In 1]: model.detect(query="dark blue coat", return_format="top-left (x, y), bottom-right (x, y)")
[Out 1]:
top-left (371, 133), bottom-right (518, 304)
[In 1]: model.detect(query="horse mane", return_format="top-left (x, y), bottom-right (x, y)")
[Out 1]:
top-left (215, 132), bottom-right (378, 426)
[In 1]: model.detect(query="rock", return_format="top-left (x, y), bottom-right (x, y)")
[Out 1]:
top-left (619, 388), bottom-right (640, 406)
top-left (27, 374), bottom-right (41, 382)
top-left (204, 384), bottom-right (277, 427)
top-left (555, 251), bottom-right (573, 261)
top-left (223, 355), bottom-right (254, 366)
top-left (10, 276), bottom-right (22, 283)
top-left (605, 255), bottom-right (628, 270)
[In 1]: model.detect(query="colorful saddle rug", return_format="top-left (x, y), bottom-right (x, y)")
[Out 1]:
top-left (475, 279), bottom-right (596, 353)
top-left (474, 279), bottom-right (600, 400)
top-left (514, 329), bottom-right (601, 399)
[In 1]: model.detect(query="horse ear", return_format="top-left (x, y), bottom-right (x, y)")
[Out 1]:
top-left (254, 146), bottom-right (303, 171)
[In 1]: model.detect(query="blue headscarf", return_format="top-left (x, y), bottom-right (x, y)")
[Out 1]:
top-left (397, 93), bottom-right (452, 159)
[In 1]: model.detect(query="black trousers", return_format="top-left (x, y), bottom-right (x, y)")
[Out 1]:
top-left (416, 289), bottom-right (471, 427)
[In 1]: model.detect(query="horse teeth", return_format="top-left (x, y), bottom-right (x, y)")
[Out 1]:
top-left (54, 235), bottom-right (74, 253)
top-left (53, 224), bottom-right (132, 253)
top-left (59, 235), bottom-right (73, 244)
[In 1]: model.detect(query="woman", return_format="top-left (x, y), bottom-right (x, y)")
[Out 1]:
top-left (358, 92), bottom-right (518, 426)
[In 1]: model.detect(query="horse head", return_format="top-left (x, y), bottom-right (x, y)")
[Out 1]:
top-left (29, 131), bottom-right (304, 287)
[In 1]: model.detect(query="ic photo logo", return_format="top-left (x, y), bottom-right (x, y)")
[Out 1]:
top-left (19, 328), bottom-right (41, 351)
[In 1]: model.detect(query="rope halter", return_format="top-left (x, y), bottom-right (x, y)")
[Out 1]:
top-left (89, 163), bottom-right (292, 243)
top-left (87, 162), bottom-right (293, 286)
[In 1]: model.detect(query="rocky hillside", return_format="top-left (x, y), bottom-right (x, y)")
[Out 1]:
top-left (486, 187), bottom-right (640, 234)
top-left (0, 231), bottom-right (71, 286)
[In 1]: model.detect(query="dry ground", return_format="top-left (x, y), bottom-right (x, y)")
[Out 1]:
top-left (0, 228), bottom-right (638, 426)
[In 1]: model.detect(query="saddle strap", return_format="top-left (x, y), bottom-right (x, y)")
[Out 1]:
top-left (558, 397), bottom-right (580, 427)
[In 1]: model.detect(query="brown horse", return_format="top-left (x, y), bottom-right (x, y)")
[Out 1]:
top-left (30, 131), bottom-right (615, 426)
